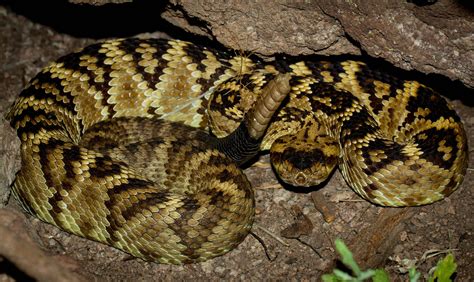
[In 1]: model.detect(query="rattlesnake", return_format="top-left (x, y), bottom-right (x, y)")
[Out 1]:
top-left (7, 38), bottom-right (468, 264)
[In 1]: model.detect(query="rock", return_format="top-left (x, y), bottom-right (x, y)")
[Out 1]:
top-left (163, 0), bottom-right (360, 56)
top-left (0, 117), bottom-right (20, 207)
top-left (318, 0), bottom-right (474, 88)
top-left (163, 0), bottom-right (473, 88)
top-left (62, 0), bottom-right (473, 88)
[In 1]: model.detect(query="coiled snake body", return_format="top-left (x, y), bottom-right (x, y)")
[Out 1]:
top-left (7, 38), bottom-right (468, 264)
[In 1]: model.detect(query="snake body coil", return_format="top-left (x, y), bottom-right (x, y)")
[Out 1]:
top-left (7, 38), bottom-right (468, 264)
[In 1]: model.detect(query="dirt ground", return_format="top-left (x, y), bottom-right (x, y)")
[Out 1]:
top-left (0, 2), bottom-right (473, 281)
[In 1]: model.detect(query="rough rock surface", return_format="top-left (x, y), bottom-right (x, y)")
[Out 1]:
top-left (317, 0), bottom-right (474, 88)
top-left (60, 0), bottom-right (474, 88)
top-left (162, 0), bottom-right (361, 56)
top-left (163, 0), bottom-right (473, 88)
top-left (0, 120), bottom-right (18, 208)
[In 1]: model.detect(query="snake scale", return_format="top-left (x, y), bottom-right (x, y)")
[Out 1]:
top-left (7, 38), bottom-right (468, 264)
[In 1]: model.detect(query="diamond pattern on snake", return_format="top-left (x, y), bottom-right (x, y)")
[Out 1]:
top-left (7, 38), bottom-right (468, 264)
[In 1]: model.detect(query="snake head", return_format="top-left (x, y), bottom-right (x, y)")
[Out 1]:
top-left (270, 134), bottom-right (339, 187)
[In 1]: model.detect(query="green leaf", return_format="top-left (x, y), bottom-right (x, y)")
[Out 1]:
top-left (333, 269), bottom-right (355, 280)
top-left (428, 253), bottom-right (457, 282)
top-left (335, 238), bottom-right (361, 275)
top-left (358, 269), bottom-right (376, 280)
top-left (408, 267), bottom-right (421, 282)
top-left (321, 273), bottom-right (340, 282)
top-left (371, 269), bottom-right (390, 282)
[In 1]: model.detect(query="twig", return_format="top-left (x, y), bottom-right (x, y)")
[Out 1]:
top-left (337, 199), bottom-right (366, 202)
top-left (254, 224), bottom-right (290, 247)
top-left (416, 248), bottom-right (459, 268)
top-left (249, 231), bottom-right (277, 261)
top-left (296, 238), bottom-right (322, 258)
top-left (255, 183), bottom-right (281, 190)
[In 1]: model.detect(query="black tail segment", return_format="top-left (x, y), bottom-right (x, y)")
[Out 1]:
top-left (212, 120), bottom-right (262, 165)
top-left (213, 73), bottom-right (291, 165)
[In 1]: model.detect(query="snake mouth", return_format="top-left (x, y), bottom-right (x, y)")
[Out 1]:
top-left (290, 171), bottom-right (324, 187)
top-left (273, 162), bottom-right (327, 187)
top-left (294, 172), bottom-right (308, 186)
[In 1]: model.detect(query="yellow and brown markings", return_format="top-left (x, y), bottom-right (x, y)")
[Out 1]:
top-left (78, 117), bottom-right (254, 263)
top-left (263, 59), bottom-right (466, 206)
top-left (270, 121), bottom-right (340, 187)
top-left (207, 71), bottom-right (279, 139)
top-left (7, 37), bottom-right (469, 263)
top-left (289, 61), bottom-right (313, 76)
top-left (7, 69), bottom-right (82, 143)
